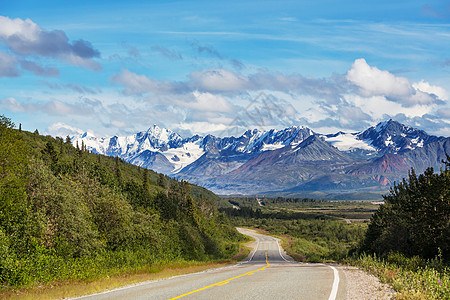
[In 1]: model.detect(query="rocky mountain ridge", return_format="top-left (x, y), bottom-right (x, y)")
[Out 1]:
top-left (72, 120), bottom-right (450, 195)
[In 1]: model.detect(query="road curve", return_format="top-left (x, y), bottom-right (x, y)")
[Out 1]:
top-left (77, 228), bottom-right (345, 300)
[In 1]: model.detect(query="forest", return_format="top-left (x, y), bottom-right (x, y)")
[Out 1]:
top-left (0, 115), bottom-right (245, 288)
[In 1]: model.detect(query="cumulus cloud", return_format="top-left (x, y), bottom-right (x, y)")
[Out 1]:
top-left (346, 58), bottom-right (437, 106)
top-left (47, 122), bottom-right (85, 137)
top-left (0, 16), bottom-right (101, 71)
top-left (413, 80), bottom-right (448, 101)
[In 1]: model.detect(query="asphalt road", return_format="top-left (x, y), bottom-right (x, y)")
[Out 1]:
top-left (78, 228), bottom-right (345, 300)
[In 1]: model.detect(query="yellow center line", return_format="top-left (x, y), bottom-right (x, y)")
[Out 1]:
top-left (169, 252), bottom-right (270, 299)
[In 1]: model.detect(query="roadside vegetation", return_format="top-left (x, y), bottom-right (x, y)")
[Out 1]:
top-left (221, 158), bottom-right (449, 299)
top-left (0, 115), bottom-right (246, 297)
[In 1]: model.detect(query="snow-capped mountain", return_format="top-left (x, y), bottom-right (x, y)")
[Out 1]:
top-left (72, 120), bottom-right (450, 195)
top-left (73, 125), bottom-right (204, 173)
top-left (72, 125), bottom-right (314, 174)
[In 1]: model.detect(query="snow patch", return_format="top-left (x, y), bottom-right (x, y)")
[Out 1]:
top-left (324, 133), bottom-right (376, 151)
top-left (410, 137), bottom-right (424, 148)
top-left (161, 140), bottom-right (205, 173)
top-left (261, 143), bottom-right (284, 151)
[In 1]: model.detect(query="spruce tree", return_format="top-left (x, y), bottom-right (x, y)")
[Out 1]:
top-left (157, 173), bottom-right (165, 188)
top-left (362, 157), bottom-right (450, 259)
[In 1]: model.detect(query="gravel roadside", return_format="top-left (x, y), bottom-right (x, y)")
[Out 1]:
top-left (341, 265), bottom-right (396, 299)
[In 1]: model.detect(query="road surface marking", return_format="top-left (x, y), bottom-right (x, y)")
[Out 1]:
top-left (276, 239), bottom-right (290, 262)
top-left (169, 252), bottom-right (269, 299)
top-left (246, 238), bottom-right (260, 262)
top-left (327, 265), bottom-right (339, 300)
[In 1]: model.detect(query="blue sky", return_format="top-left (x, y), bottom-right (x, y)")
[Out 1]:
top-left (1, 0), bottom-right (450, 137)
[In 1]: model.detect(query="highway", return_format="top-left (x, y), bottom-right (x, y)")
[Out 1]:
top-left (78, 228), bottom-right (345, 299)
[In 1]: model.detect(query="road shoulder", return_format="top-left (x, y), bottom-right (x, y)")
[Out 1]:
top-left (340, 265), bottom-right (395, 299)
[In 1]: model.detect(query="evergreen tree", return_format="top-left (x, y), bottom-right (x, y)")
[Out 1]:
top-left (157, 173), bottom-right (165, 188)
top-left (42, 141), bottom-right (58, 165)
top-left (56, 137), bottom-right (64, 154)
top-left (362, 158), bottom-right (450, 260)
top-left (115, 156), bottom-right (122, 186)
top-left (143, 168), bottom-right (150, 191)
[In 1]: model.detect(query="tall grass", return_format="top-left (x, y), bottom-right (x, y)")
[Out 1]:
top-left (348, 252), bottom-right (449, 299)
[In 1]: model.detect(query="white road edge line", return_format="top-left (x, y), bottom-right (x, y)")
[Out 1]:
top-left (276, 239), bottom-right (290, 262)
top-left (241, 237), bottom-right (259, 264)
top-left (327, 265), bottom-right (339, 300)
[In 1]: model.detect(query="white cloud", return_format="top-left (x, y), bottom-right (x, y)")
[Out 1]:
top-left (413, 80), bottom-right (448, 101)
top-left (346, 58), bottom-right (436, 106)
top-left (189, 69), bottom-right (249, 92)
top-left (0, 97), bottom-right (23, 111)
top-left (344, 94), bottom-right (433, 119)
top-left (0, 97), bottom-right (100, 116)
top-left (47, 122), bottom-right (84, 137)
top-left (187, 91), bottom-right (233, 112)
top-left (0, 16), bottom-right (39, 41)
top-left (111, 69), bottom-right (185, 95)
top-left (0, 16), bottom-right (101, 71)
top-left (176, 121), bottom-right (229, 134)
top-left (110, 120), bottom-right (127, 128)
top-left (437, 108), bottom-right (450, 118)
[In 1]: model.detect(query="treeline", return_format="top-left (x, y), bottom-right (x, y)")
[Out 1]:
top-left (0, 116), bottom-right (244, 287)
top-left (223, 196), bottom-right (324, 208)
top-left (219, 207), bottom-right (329, 220)
top-left (361, 157), bottom-right (450, 261)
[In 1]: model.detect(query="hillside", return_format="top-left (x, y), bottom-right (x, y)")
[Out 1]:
top-left (0, 115), bottom-right (244, 288)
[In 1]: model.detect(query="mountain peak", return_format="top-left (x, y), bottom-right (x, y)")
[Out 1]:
top-left (359, 119), bottom-right (436, 154)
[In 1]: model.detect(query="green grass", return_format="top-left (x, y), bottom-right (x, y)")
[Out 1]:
top-left (348, 252), bottom-right (449, 300)
top-left (0, 260), bottom-right (237, 300)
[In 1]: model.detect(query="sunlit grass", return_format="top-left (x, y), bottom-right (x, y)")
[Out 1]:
top-left (0, 260), bottom-right (238, 300)
top-left (348, 253), bottom-right (449, 300)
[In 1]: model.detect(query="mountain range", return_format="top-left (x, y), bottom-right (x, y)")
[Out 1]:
top-left (73, 120), bottom-right (450, 197)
